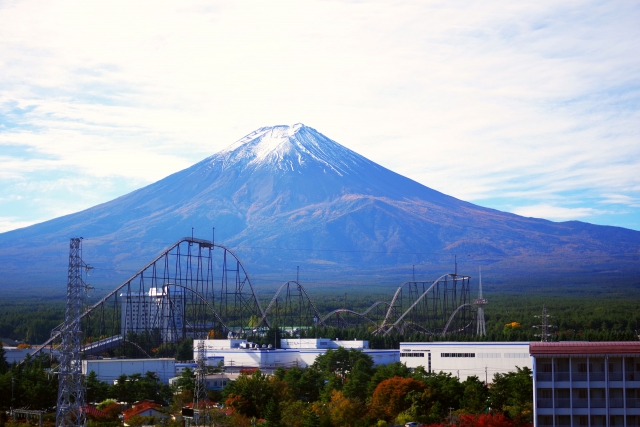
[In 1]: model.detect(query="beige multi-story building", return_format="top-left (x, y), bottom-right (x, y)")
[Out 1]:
top-left (531, 342), bottom-right (640, 427)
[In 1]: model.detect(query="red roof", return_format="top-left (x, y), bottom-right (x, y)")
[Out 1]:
top-left (123, 402), bottom-right (163, 421)
top-left (83, 405), bottom-right (109, 418)
top-left (530, 341), bottom-right (640, 355)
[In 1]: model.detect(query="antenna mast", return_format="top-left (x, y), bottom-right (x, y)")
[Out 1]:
top-left (474, 267), bottom-right (488, 336)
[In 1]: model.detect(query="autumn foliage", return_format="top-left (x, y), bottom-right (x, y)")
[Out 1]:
top-left (371, 376), bottom-right (426, 420)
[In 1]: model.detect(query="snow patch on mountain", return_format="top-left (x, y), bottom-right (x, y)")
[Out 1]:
top-left (212, 124), bottom-right (367, 176)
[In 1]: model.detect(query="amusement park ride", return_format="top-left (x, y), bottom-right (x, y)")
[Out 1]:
top-left (37, 236), bottom-right (487, 362)
top-left (41, 235), bottom-right (487, 426)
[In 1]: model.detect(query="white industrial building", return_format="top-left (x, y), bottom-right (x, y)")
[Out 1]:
top-left (399, 342), bottom-right (531, 382)
top-left (82, 358), bottom-right (176, 384)
top-left (194, 338), bottom-right (399, 369)
top-left (3, 346), bottom-right (60, 364)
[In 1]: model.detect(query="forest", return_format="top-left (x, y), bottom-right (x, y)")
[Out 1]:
top-left (0, 290), bottom-right (638, 346)
top-left (0, 346), bottom-right (533, 427)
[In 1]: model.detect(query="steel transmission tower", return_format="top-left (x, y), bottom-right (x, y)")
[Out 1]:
top-left (194, 339), bottom-right (208, 409)
top-left (534, 305), bottom-right (556, 342)
top-left (474, 268), bottom-right (487, 336)
top-left (56, 238), bottom-right (89, 427)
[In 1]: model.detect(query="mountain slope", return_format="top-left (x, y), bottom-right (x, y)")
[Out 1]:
top-left (1, 124), bottom-right (639, 291)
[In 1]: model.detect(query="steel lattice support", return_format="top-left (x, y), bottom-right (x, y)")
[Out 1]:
top-left (474, 268), bottom-right (487, 336)
top-left (56, 237), bottom-right (87, 427)
top-left (194, 339), bottom-right (207, 408)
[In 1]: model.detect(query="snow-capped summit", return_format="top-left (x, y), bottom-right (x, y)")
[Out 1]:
top-left (212, 124), bottom-right (369, 176)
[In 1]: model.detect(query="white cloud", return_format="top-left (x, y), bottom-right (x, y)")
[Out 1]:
top-left (0, 217), bottom-right (41, 233)
top-left (511, 204), bottom-right (605, 221)
top-left (0, 0), bottom-right (639, 230)
top-left (599, 195), bottom-right (640, 208)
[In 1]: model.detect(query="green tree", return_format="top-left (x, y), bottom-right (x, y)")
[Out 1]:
top-left (489, 367), bottom-right (533, 425)
top-left (176, 338), bottom-right (193, 361)
top-left (460, 375), bottom-right (489, 414)
top-left (175, 367), bottom-right (195, 393)
top-left (313, 347), bottom-right (373, 388)
top-left (223, 369), bottom-right (285, 419)
top-left (342, 358), bottom-right (373, 401)
top-left (280, 366), bottom-right (324, 403)
top-left (264, 397), bottom-right (282, 427)
top-left (111, 374), bottom-right (134, 404)
top-left (0, 342), bottom-right (8, 374)
top-left (86, 371), bottom-right (110, 403)
top-left (411, 370), bottom-right (464, 423)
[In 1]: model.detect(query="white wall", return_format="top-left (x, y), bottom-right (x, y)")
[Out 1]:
top-left (3, 347), bottom-right (60, 364)
top-left (281, 338), bottom-right (369, 349)
top-left (399, 342), bottom-right (531, 382)
top-left (82, 358), bottom-right (176, 384)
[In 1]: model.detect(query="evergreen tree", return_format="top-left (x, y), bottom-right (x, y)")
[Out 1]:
top-left (264, 397), bottom-right (282, 427)
top-left (0, 342), bottom-right (8, 374)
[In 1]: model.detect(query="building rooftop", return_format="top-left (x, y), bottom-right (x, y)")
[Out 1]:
top-left (530, 341), bottom-right (640, 355)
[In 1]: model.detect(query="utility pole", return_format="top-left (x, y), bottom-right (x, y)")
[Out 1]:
top-left (534, 305), bottom-right (556, 342)
top-left (56, 237), bottom-right (90, 427)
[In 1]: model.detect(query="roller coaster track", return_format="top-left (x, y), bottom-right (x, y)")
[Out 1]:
top-left (377, 274), bottom-right (450, 334)
top-left (259, 280), bottom-right (325, 330)
top-left (321, 301), bottom-right (393, 326)
top-left (31, 236), bottom-right (478, 360)
top-left (441, 303), bottom-right (476, 336)
top-left (32, 237), bottom-right (261, 358)
top-left (376, 273), bottom-right (472, 336)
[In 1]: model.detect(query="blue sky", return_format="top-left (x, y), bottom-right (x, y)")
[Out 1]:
top-left (1, 0), bottom-right (639, 233)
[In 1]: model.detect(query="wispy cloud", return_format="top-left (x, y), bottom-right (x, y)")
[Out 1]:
top-left (0, 0), bottom-right (639, 232)
top-left (599, 194), bottom-right (640, 208)
top-left (511, 204), bottom-right (607, 221)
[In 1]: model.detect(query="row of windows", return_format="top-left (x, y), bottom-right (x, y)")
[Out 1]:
top-left (400, 351), bottom-right (529, 359)
top-left (442, 353), bottom-right (475, 358)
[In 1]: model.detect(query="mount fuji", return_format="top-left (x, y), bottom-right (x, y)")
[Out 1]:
top-left (1, 124), bottom-right (639, 293)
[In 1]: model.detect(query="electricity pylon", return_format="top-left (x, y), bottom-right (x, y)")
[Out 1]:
top-left (56, 238), bottom-right (90, 427)
top-left (194, 338), bottom-right (208, 409)
top-left (534, 304), bottom-right (556, 342)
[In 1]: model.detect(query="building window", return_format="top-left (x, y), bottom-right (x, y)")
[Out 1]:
top-left (504, 353), bottom-right (528, 358)
top-left (401, 353), bottom-right (425, 358)
top-left (441, 353), bottom-right (475, 358)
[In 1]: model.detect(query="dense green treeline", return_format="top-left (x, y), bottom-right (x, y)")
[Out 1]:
top-left (0, 300), bottom-right (65, 343)
top-left (0, 351), bottom-right (58, 411)
top-left (0, 292), bottom-right (638, 345)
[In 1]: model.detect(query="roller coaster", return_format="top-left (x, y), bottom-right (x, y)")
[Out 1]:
top-left (34, 237), bottom-right (482, 359)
